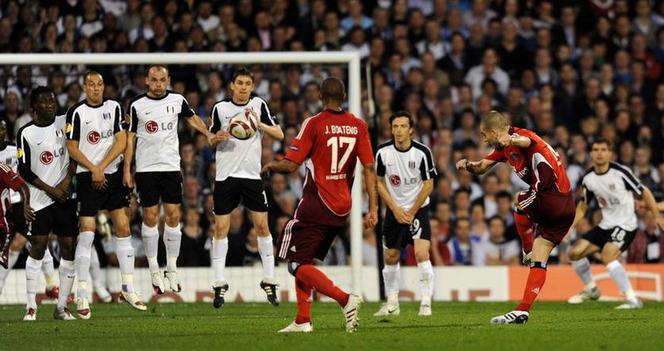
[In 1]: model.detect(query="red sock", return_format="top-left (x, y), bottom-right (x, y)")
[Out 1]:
top-left (296, 264), bottom-right (350, 307)
top-left (295, 277), bottom-right (312, 324)
top-left (514, 212), bottom-right (534, 253)
top-left (515, 265), bottom-right (547, 312)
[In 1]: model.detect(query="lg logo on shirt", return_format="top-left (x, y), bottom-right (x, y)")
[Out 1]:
top-left (389, 174), bottom-right (419, 187)
top-left (145, 120), bottom-right (174, 134)
top-left (39, 147), bottom-right (64, 165)
top-left (87, 130), bottom-right (114, 144)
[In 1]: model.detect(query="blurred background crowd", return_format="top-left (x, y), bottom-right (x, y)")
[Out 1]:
top-left (1, 0), bottom-right (664, 270)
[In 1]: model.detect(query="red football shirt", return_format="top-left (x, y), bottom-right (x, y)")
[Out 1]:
top-left (0, 163), bottom-right (25, 232)
top-left (285, 109), bottom-right (374, 216)
top-left (486, 127), bottom-right (570, 193)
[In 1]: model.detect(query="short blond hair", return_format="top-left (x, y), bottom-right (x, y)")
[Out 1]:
top-left (482, 110), bottom-right (509, 131)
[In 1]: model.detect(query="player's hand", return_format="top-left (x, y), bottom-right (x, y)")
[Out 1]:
top-left (455, 159), bottom-right (469, 171)
top-left (364, 209), bottom-right (378, 229)
top-left (23, 204), bottom-right (36, 222)
top-left (260, 164), bottom-right (273, 178)
top-left (656, 216), bottom-right (664, 232)
top-left (393, 207), bottom-right (411, 224)
top-left (91, 166), bottom-right (107, 190)
top-left (47, 186), bottom-right (68, 203)
top-left (404, 209), bottom-right (415, 224)
top-left (213, 130), bottom-right (230, 145)
top-left (123, 170), bottom-right (134, 189)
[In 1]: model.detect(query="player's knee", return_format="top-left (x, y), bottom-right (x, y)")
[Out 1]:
top-left (115, 223), bottom-right (130, 238)
top-left (287, 261), bottom-right (301, 277)
top-left (59, 241), bottom-right (75, 261)
top-left (165, 210), bottom-right (180, 227)
top-left (569, 249), bottom-right (582, 261)
top-left (601, 251), bottom-right (620, 265)
top-left (79, 218), bottom-right (96, 233)
top-left (143, 212), bottom-right (159, 227)
top-left (384, 250), bottom-right (400, 265)
top-left (415, 250), bottom-right (430, 263)
top-left (255, 221), bottom-right (270, 237)
top-left (9, 235), bottom-right (26, 250)
top-left (29, 239), bottom-right (48, 259)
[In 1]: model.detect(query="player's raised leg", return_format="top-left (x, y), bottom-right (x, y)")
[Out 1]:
top-left (141, 204), bottom-right (165, 294)
top-left (163, 203), bottom-right (182, 292)
top-left (211, 213), bottom-right (230, 308)
top-left (374, 248), bottom-right (401, 317)
top-left (249, 210), bottom-right (278, 306)
top-left (414, 238), bottom-right (434, 316)
top-left (568, 239), bottom-right (601, 304)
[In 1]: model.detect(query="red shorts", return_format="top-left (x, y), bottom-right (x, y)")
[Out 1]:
top-left (517, 190), bottom-right (575, 245)
top-left (277, 219), bottom-right (346, 263)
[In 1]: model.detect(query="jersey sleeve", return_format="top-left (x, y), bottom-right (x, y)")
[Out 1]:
top-left (419, 146), bottom-right (437, 180)
top-left (128, 103), bottom-right (138, 133)
top-left (0, 163), bottom-right (24, 191)
top-left (179, 97), bottom-right (195, 119)
top-left (356, 122), bottom-right (374, 166)
top-left (376, 151), bottom-right (386, 177)
top-left (259, 100), bottom-right (277, 126)
top-left (209, 105), bottom-right (221, 133)
top-left (113, 103), bottom-right (124, 134)
top-left (485, 148), bottom-right (506, 162)
top-left (16, 129), bottom-right (37, 183)
top-left (615, 165), bottom-right (644, 196)
top-left (285, 117), bottom-right (315, 165)
top-left (66, 107), bottom-right (80, 141)
top-left (582, 182), bottom-right (595, 204)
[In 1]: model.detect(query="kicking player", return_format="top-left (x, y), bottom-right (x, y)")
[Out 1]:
top-left (124, 65), bottom-right (216, 294)
top-left (457, 110), bottom-right (575, 324)
top-left (208, 67), bottom-right (284, 308)
top-left (373, 111), bottom-right (436, 317)
top-left (17, 87), bottom-right (77, 320)
top-left (66, 71), bottom-right (146, 318)
top-left (262, 77), bottom-right (378, 333)
top-left (567, 139), bottom-right (664, 309)
top-left (0, 120), bottom-right (60, 300)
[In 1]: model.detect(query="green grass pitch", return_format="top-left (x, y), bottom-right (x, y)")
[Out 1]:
top-left (1, 301), bottom-right (663, 350)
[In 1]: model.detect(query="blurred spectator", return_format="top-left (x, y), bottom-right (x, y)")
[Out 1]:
top-left (475, 216), bottom-right (520, 266)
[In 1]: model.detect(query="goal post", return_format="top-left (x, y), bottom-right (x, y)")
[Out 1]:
top-left (0, 51), bottom-right (366, 296)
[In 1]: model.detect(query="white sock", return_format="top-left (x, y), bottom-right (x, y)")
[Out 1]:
top-left (257, 235), bottom-right (275, 281)
top-left (606, 260), bottom-right (636, 300)
top-left (41, 248), bottom-right (56, 287)
top-left (417, 260), bottom-right (434, 305)
top-left (163, 224), bottom-right (182, 272)
top-left (572, 258), bottom-right (596, 289)
top-left (116, 237), bottom-right (135, 293)
top-left (212, 237), bottom-right (228, 286)
top-left (89, 246), bottom-right (104, 290)
top-left (25, 256), bottom-right (41, 309)
top-left (57, 259), bottom-right (75, 309)
top-left (141, 223), bottom-right (159, 272)
top-left (0, 250), bottom-right (20, 290)
top-left (382, 263), bottom-right (400, 305)
top-left (75, 231), bottom-right (95, 299)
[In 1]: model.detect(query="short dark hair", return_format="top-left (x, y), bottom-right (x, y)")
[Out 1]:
top-left (389, 111), bottom-right (414, 127)
top-left (488, 215), bottom-right (505, 226)
top-left (591, 138), bottom-right (613, 150)
top-left (29, 86), bottom-right (54, 109)
top-left (320, 77), bottom-right (345, 102)
top-left (232, 67), bottom-right (254, 82)
top-left (495, 190), bottom-right (512, 201)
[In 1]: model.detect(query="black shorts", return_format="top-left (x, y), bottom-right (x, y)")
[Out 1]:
top-left (30, 200), bottom-right (78, 237)
top-left (214, 177), bottom-right (268, 215)
top-left (583, 226), bottom-right (637, 252)
top-left (77, 169), bottom-right (131, 217)
top-left (382, 205), bottom-right (431, 249)
top-left (11, 203), bottom-right (27, 235)
top-left (135, 171), bottom-right (183, 207)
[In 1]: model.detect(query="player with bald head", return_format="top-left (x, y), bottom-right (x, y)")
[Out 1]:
top-left (124, 65), bottom-right (218, 296)
top-left (457, 110), bottom-right (575, 324)
top-left (66, 71), bottom-right (146, 318)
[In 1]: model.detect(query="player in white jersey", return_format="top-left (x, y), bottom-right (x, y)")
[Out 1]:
top-left (124, 66), bottom-right (216, 294)
top-left (0, 120), bottom-right (62, 300)
top-left (208, 68), bottom-right (284, 308)
top-left (66, 71), bottom-right (147, 318)
top-left (567, 139), bottom-right (664, 309)
top-left (17, 87), bottom-right (77, 320)
top-left (372, 111), bottom-right (437, 317)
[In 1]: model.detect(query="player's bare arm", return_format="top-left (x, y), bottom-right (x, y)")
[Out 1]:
top-left (95, 130), bottom-right (127, 189)
top-left (123, 130), bottom-right (136, 188)
top-left (405, 179), bottom-right (434, 221)
top-left (570, 199), bottom-right (588, 230)
top-left (247, 108), bottom-right (284, 141)
top-left (185, 114), bottom-right (217, 146)
top-left (658, 201), bottom-right (664, 212)
top-left (67, 139), bottom-right (106, 189)
top-left (377, 176), bottom-right (410, 224)
top-left (261, 159), bottom-right (299, 175)
top-left (54, 160), bottom-right (77, 195)
top-left (17, 182), bottom-right (35, 222)
top-left (455, 158), bottom-right (496, 175)
top-left (639, 185), bottom-right (664, 230)
top-left (497, 133), bottom-right (531, 148)
top-left (363, 165), bottom-right (378, 228)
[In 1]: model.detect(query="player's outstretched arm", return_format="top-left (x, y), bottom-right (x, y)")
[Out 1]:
top-left (185, 115), bottom-right (216, 145)
top-left (363, 165), bottom-right (378, 228)
top-left (571, 200), bottom-right (587, 230)
top-left (17, 182), bottom-right (35, 222)
top-left (261, 159), bottom-right (299, 176)
top-left (641, 186), bottom-right (664, 230)
top-left (658, 201), bottom-right (664, 212)
top-left (456, 158), bottom-right (496, 175)
top-left (259, 121), bottom-right (284, 141)
top-left (498, 133), bottom-right (531, 148)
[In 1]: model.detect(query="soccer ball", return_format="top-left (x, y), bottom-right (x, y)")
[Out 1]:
top-left (229, 110), bottom-right (258, 140)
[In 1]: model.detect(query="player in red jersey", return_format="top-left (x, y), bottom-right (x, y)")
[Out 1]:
top-left (0, 163), bottom-right (35, 269)
top-left (262, 77), bottom-right (378, 333)
top-left (457, 111), bottom-right (575, 324)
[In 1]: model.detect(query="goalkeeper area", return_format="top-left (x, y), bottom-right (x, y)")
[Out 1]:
top-left (0, 301), bottom-right (662, 351)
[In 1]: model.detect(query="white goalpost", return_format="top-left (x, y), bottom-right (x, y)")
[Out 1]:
top-left (0, 51), bottom-right (366, 297)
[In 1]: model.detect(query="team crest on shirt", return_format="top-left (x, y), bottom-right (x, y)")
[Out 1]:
top-left (145, 120), bottom-right (159, 134)
top-left (40, 151), bottom-right (54, 165)
top-left (87, 131), bottom-right (101, 144)
top-left (609, 183), bottom-right (616, 191)
top-left (389, 175), bottom-right (401, 187)
top-left (102, 112), bottom-right (112, 120)
top-left (408, 161), bottom-right (416, 169)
